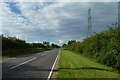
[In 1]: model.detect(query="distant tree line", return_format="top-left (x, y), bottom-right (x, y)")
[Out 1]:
top-left (63, 24), bottom-right (120, 71)
top-left (1, 35), bottom-right (60, 56)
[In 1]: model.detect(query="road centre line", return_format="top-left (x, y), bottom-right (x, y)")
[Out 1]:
top-left (10, 57), bottom-right (37, 69)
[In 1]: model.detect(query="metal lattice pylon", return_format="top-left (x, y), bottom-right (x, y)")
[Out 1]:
top-left (87, 8), bottom-right (92, 37)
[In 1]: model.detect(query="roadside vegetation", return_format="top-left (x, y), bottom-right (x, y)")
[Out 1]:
top-left (57, 24), bottom-right (119, 78)
top-left (63, 24), bottom-right (120, 72)
top-left (1, 35), bottom-right (60, 57)
top-left (57, 49), bottom-right (118, 78)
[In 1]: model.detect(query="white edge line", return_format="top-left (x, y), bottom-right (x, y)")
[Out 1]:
top-left (47, 49), bottom-right (61, 80)
top-left (10, 57), bottom-right (37, 69)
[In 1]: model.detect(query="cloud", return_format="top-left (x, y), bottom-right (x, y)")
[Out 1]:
top-left (59, 40), bottom-right (64, 45)
top-left (6, 2), bottom-right (21, 14)
top-left (2, 2), bottom-right (118, 45)
top-left (0, 3), bottom-right (2, 34)
top-left (2, 0), bottom-right (119, 2)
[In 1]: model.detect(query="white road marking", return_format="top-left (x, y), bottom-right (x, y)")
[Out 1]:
top-left (10, 57), bottom-right (37, 69)
top-left (41, 52), bottom-right (49, 56)
top-left (47, 49), bottom-right (61, 80)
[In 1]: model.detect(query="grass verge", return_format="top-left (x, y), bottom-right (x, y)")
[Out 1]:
top-left (2, 48), bottom-right (47, 57)
top-left (57, 49), bottom-right (119, 78)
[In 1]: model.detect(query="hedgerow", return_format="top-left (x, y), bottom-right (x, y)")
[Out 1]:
top-left (64, 25), bottom-right (120, 71)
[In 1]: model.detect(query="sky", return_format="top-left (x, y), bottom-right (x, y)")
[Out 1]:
top-left (1, 0), bottom-right (118, 45)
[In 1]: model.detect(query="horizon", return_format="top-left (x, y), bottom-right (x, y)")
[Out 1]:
top-left (1, 1), bottom-right (118, 46)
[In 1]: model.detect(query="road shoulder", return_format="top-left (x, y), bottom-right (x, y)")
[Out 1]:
top-left (51, 49), bottom-right (61, 79)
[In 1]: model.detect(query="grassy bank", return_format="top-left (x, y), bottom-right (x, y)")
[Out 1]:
top-left (57, 49), bottom-right (118, 78)
top-left (64, 25), bottom-right (120, 70)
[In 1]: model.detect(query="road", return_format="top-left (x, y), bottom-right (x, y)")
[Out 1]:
top-left (2, 48), bottom-right (60, 80)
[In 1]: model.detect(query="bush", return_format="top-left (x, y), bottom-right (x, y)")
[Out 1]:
top-left (64, 25), bottom-right (120, 71)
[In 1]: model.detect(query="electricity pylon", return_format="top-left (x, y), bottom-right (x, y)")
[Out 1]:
top-left (87, 8), bottom-right (92, 37)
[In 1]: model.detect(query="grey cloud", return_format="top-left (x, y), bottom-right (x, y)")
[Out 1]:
top-left (2, 2), bottom-right (118, 45)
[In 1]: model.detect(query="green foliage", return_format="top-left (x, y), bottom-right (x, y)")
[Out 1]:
top-left (67, 40), bottom-right (76, 45)
top-left (51, 43), bottom-right (60, 48)
top-left (57, 49), bottom-right (118, 78)
top-left (64, 25), bottom-right (120, 71)
top-left (1, 35), bottom-right (59, 56)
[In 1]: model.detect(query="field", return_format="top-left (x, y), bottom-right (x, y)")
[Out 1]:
top-left (57, 49), bottom-right (119, 78)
